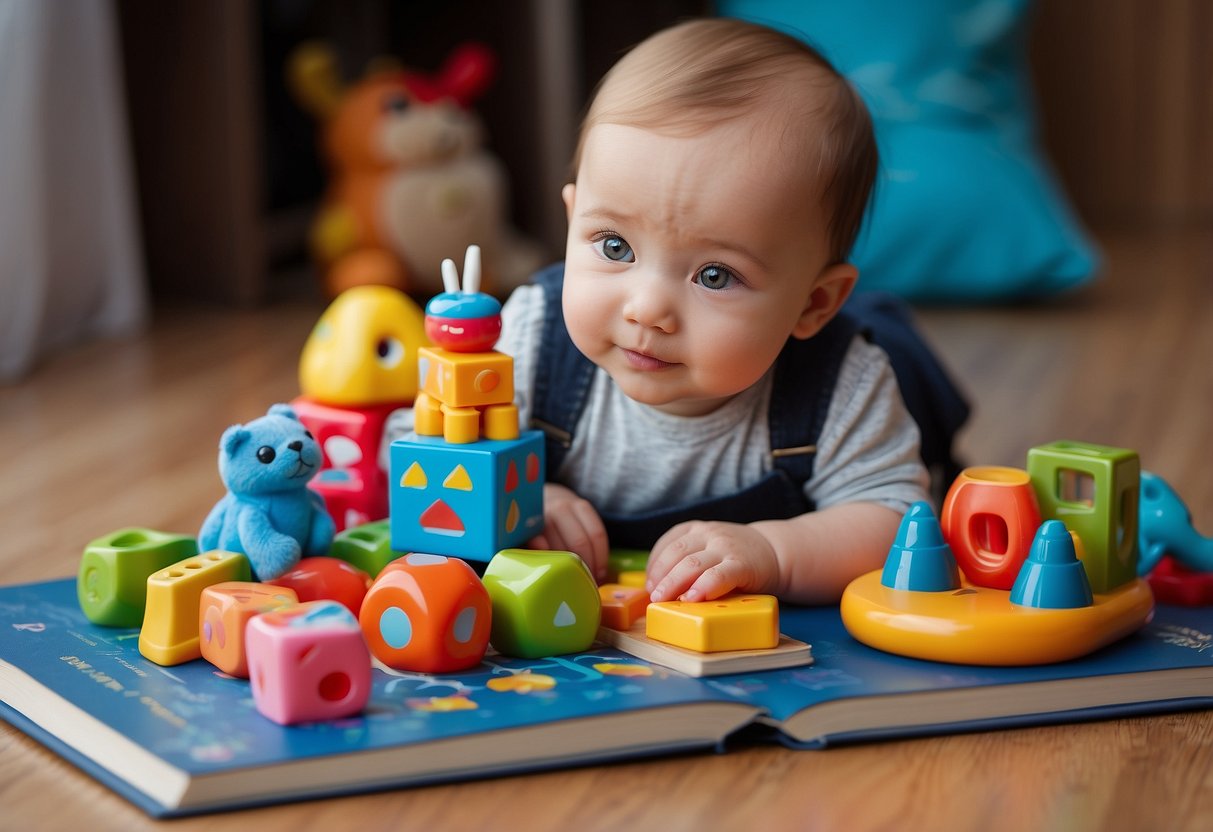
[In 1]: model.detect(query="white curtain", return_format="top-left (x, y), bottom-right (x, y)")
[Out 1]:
top-left (0, 0), bottom-right (147, 382)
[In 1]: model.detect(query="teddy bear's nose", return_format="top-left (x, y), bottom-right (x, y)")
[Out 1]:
top-left (288, 440), bottom-right (303, 452)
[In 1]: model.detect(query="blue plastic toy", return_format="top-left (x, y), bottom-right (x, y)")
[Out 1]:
top-left (880, 501), bottom-right (961, 592)
top-left (389, 431), bottom-right (544, 562)
top-left (199, 404), bottom-right (336, 580)
top-left (1138, 471), bottom-right (1213, 575)
top-left (1010, 521), bottom-right (1094, 609)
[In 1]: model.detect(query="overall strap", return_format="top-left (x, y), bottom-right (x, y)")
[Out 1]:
top-left (766, 311), bottom-right (862, 486)
top-left (528, 263), bottom-right (597, 476)
top-left (599, 311), bottom-right (860, 550)
top-left (525, 262), bottom-right (860, 550)
top-left (841, 291), bottom-right (971, 489)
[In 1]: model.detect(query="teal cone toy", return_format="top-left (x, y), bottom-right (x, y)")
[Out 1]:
top-left (880, 501), bottom-right (961, 592)
top-left (1010, 521), bottom-right (1094, 609)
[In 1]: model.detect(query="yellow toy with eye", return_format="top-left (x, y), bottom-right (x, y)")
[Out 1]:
top-left (293, 286), bottom-right (429, 532)
top-left (298, 285), bottom-right (428, 406)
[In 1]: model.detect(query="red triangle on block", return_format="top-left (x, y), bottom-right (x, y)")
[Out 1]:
top-left (419, 499), bottom-right (465, 537)
top-left (505, 460), bottom-right (519, 493)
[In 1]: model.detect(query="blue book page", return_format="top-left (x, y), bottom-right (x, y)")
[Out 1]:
top-left (0, 579), bottom-right (745, 778)
top-left (699, 603), bottom-right (1213, 727)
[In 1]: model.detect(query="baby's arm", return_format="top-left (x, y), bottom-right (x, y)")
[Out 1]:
top-left (528, 483), bottom-right (610, 582)
top-left (647, 501), bottom-right (900, 605)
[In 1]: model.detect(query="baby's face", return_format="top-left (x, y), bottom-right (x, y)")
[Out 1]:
top-left (562, 119), bottom-right (843, 417)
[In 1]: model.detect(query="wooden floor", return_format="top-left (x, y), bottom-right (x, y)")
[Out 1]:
top-left (1, 227), bottom-right (1210, 830)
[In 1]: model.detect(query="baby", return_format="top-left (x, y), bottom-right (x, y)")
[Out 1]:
top-left (499, 18), bottom-right (938, 605)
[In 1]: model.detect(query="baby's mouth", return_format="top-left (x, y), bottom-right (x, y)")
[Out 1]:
top-left (621, 347), bottom-right (676, 371)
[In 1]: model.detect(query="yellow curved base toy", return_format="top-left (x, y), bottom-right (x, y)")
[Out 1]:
top-left (841, 572), bottom-right (1154, 666)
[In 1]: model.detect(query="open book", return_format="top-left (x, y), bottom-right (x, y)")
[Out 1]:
top-left (3, 578), bottom-right (1213, 817)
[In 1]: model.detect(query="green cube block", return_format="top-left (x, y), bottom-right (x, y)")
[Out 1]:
top-left (1027, 440), bottom-right (1140, 593)
top-left (329, 520), bottom-right (404, 578)
top-left (77, 528), bottom-right (198, 627)
top-left (607, 548), bottom-right (650, 583)
top-left (483, 549), bottom-right (601, 658)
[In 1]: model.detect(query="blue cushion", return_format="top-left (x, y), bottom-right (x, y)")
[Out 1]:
top-left (720, 0), bottom-right (1099, 302)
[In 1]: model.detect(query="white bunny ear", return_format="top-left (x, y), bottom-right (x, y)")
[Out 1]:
top-left (462, 245), bottom-right (482, 295)
top-left (440, 258), bottom-right (461, 294)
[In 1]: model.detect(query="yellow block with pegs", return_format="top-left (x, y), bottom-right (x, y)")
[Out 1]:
top-left (139, 550), bottom-right (251, 666)
top-left (646, 594), bottom-right (780, 653)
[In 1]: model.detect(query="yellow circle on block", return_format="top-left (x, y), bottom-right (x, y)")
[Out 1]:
top-left (474, 370), bottom-right (499, 393)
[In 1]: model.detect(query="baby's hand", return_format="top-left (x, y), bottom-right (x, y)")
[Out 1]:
top-left (647, 521), bottom-right (780, 603)
top-left (528, 483), bottom-right (609, 582)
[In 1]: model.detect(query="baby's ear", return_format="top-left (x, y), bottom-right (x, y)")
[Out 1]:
top-left (791, 263), bottom-right (858, 340)
top-left (221, 425), bottom-right (251, 456)
top-left (561, 183), bottom-right (576, 225)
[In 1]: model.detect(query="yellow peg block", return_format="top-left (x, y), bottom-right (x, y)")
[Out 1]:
top-left (139, 551), bottom-right (251, 666)
top-left (419, 347), bottom-right (514, 409)
top-left (646, 594), bottom-right (779, 653)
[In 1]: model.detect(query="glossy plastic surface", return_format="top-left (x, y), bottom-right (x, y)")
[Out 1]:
top-left (138, 550), bottom-right (251, 666)
top-left (246, 600), bottom-right (371, 725)
top-left (841, 570), bottom-right (1153, 665)
top-left (265, 556), bottom-right (371, 617)
top-left (483, 549), bottom-right (601, 658)
top-left (358, 553), bottom-right (491, 673)
top-left (646, 594), bottom-right (780, 653)
top-left (298, 285), bottom-right (428, 406)
top-left (77, 528), bottom-right (197, 627)
top-left (199, 582), bottom-right (298, 677)
top-left (941, 466), bottom-right (1042, 590)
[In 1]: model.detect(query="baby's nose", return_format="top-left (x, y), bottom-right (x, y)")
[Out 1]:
top-left (287, 440), bottom-right (303, 452)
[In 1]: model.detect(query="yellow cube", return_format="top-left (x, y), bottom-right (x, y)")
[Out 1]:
top-left (139, 551), bottom-right (250, 666)
top-left (419, 347), bottom-right (514, 409)
top-left (617, 570), bottom-right (647, 588)
top-left (646, 594), bottom-right (779, 653)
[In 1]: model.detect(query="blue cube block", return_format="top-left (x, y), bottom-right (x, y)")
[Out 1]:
top-left (389, 430), bottom-right (545, 562)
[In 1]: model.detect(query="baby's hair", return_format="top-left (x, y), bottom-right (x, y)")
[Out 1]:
top-left (572, 17), bottom-right (877, 264)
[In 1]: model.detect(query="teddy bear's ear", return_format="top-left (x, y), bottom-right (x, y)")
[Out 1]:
top-left (268, 403), bottom-right (300, 421)
top-left (221, 425), bottom-right (251, 455)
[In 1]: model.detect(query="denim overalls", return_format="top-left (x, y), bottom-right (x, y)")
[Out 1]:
top-left (525, 263), bottom-right (969, 550)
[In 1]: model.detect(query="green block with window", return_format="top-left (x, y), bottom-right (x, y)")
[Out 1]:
top-left (1026, 441), bottom-right (1140, 593)
top-left (77, 528), bottom-right (198, 627)
top-left (329, 519), bottom-right (403, 578)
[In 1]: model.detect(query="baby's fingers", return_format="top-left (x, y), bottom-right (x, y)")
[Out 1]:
top-left (650, 549), bottom-right (722, 603)
top-left (647, 523), bottom-right (709, 591)
top-left (677, 561), bottom-right (747, 603)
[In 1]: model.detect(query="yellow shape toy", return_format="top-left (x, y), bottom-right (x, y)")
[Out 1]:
top-left (841, 570), bottom-right (1154, 665)
top-left (414, 347), bottom-right (519, 444)
top-left (617, 570), bottom-right (647, 589)
top-left (139, 550), bottom-right (250, 666)
top-left (646, 594), bottom-right (780, 653)
top-left (298, 284), bottom-right (428, 406)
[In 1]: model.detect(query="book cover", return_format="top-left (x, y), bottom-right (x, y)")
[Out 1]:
top-left (4, 578), bottom-right (1213, 817)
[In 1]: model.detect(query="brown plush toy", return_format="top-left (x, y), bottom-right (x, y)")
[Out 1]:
top-left (288, 42), bottom-right (541, 299)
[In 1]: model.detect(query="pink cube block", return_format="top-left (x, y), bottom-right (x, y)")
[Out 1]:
top-left (246, 600), bottom-right (372, 725)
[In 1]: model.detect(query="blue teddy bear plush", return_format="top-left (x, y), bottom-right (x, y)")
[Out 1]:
top-left (199, 404), bottom-right (335, 580)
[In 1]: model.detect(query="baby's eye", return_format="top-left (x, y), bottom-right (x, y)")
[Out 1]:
top-left (592, 235), bottom-right (635, 263)
top-left (695, 265), bottom-right (737, 291)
